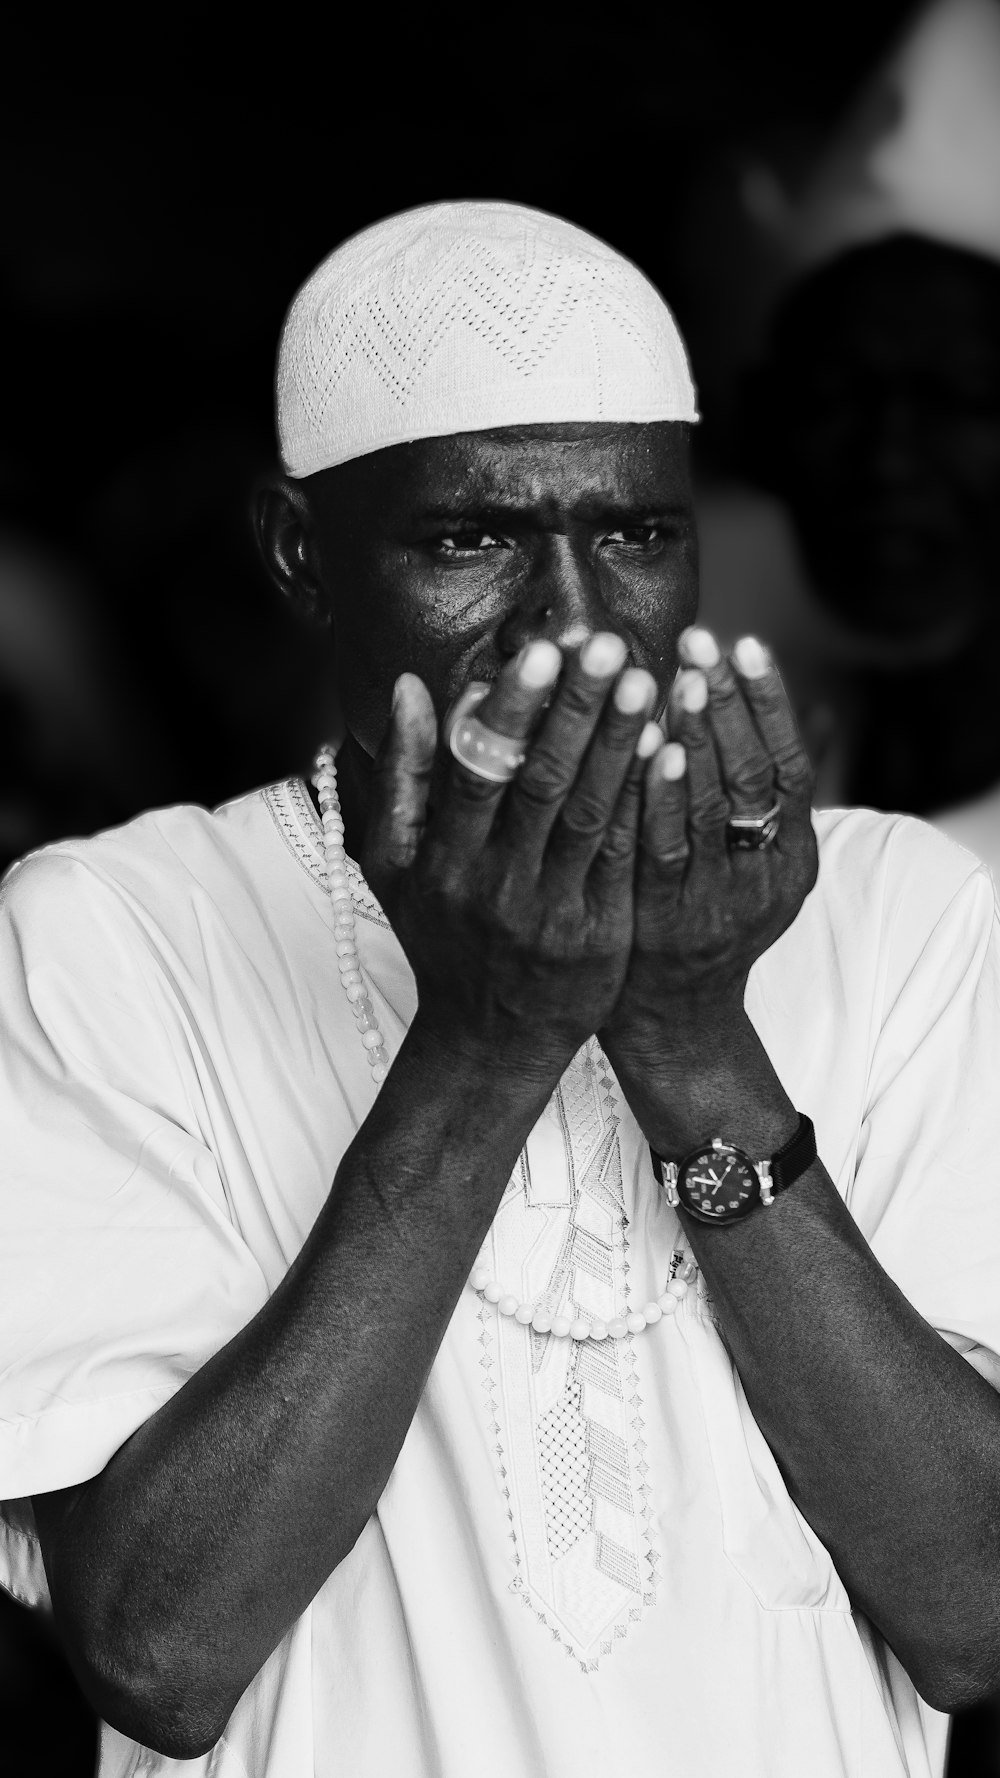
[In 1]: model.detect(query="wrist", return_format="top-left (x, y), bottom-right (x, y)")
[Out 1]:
top-left (601, 994), bottom-right (753, 1101)
top-left (602, 1008), bottom-right (796, 1159)
top-left (639, 1084), bottom-right (798, 1165)
top-left (405, 1008), bottom-right (570, 1105)
top-left (351, 1018), bottom-right (558, 1217)
top-left (603, 982), bottom-right (748, 1067)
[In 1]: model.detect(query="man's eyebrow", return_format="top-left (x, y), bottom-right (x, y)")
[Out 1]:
top-left (576, 499), bottom-right (692, 524)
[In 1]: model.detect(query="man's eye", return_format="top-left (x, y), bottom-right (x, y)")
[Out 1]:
top-left (434, 531), bottom-right (507, 557)
top-left (604, 526), bottom-right (664, 549)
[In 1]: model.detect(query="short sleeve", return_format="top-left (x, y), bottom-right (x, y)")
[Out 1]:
top-left (0, 850), bottom-right (270, 1601)
top-left (850, 841), bottom-right (1000, 1378)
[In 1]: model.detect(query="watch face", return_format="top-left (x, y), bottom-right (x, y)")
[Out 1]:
top-left (678, 1143), bottom-right (760, 1224)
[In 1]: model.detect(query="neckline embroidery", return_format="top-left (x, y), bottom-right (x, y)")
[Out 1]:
top-left (476, 1038), bottom-right (661, 1670)
top-left (263, 779), bottom-right (390, 929)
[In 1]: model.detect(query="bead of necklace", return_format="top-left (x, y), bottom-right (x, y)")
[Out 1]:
top-left (312, 743), bottom-right (697, 1338)
top-left (314, 743), bottom-right (389, 1087)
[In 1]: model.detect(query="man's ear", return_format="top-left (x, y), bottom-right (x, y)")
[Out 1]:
top-left (253, 475), bottom-right (331, 629)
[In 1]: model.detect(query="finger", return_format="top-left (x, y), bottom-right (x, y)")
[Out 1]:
top-left (544, 667), bottom-right (658, 887)
top-left (586, 715), bottom-right (662, 908)
top-left (431, 639), bottom-right (562, 857)
top-left (641, 740), bottom-right (690, 871)
top-left (678, 626), bottom-right (776, 817)
top-left (667, 668), bottom-right (729, 853)
top-left (731, 636), bottom-right (815, 811)
top-left (361, 674), bottom-right (438, 906)
top-left (501, 631), bottom-right (631, 867)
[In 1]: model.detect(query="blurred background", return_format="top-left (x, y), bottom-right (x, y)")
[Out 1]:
top-left (2, 2), bottom-right (1000, 1772)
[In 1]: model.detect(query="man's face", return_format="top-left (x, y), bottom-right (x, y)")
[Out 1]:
top-left (304, 420), bottom-right (698, 757)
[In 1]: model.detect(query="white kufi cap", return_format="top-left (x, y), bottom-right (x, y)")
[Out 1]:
top-left (277, 200), bottom-right (698, 477)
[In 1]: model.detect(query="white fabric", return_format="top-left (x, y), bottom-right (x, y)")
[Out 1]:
top-left (789, 0), bottom-right (1000, 270)
top-left (276, 201), bottom-right (698, 477)
top-left (1, 785), bottom-right (999, 1778)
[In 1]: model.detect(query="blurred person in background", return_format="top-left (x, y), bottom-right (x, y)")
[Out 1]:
top-left (0, 527), bottom-right (152, 875)
top-left (698, 0), bottom-right (1000, 882)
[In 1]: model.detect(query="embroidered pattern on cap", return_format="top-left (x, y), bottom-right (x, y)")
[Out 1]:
top-left (277, 200), bottom-right (698, 476)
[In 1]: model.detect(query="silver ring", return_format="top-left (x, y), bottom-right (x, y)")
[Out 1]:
top-left (725, 802), bottom-right (781, 851)
top-left (448, 686), bottom-right (526, 784)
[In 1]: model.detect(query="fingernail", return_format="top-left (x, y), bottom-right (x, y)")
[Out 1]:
top-left (733, 636), bottom-right (771, 678)
top-left (518, 640), bottom-right (562, 688)
top-left (613, 668), bottom-right (655, 714)
top-left (679, 669), bottom-right (708, 713)
top-left (392, 673), bottom-right (416, 715)
top-left (581, 631), bottom-right (628, 677)
top-left (635, 720), bottom-right (663, 758)
top-left (661, 742), bottom-right (687, 780)
top-left (679, 627), bottom-right (720, 669)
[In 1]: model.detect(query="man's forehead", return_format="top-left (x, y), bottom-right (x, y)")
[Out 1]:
top-left (327, 421), bottom-right (692, 518)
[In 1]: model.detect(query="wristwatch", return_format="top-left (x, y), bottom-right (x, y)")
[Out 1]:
top-left (650, 1114), bottom-right (816, 1227)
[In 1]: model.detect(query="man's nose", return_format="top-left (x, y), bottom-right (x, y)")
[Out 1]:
top-left (496, 534), bottom-right (618, 659)
top-left (864, 390), bottom-right (922, 487)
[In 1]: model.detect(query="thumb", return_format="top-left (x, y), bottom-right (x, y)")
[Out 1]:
top-left (362, 673), bottom-right (437, 906)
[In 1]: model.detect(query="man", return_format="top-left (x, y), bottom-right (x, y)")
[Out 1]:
top-left (1, 200), bottom-right (999, 1778)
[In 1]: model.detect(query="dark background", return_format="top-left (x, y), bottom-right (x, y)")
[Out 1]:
top-left (2, 5), bottom-right (999, 1772)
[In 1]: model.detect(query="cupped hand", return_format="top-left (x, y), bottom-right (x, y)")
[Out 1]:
top-left (605, 627), bottom-right (818, 1049)
top-left (361, 634), bottom-right (661, 1080)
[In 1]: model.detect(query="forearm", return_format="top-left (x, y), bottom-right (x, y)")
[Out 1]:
top-left (604, 1011), bottom-right (1000, 1710)
top-left (38, 1021), bottom-right (555, 1757)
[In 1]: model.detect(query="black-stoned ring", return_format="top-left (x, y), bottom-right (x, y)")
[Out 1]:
top-left (725, 803), bottom-right (781, 851)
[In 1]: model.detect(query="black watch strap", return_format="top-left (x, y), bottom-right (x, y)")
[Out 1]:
top-left (649, 1112), bottom-right (817, 1208)
top-left (769, 1113), bottom-right (817, 1192)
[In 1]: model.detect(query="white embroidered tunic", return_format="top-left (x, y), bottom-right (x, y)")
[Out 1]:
top-left (1, 782), bottom-right (998, 1778)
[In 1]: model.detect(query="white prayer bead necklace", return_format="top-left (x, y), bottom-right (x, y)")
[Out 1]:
top-left (467, 1260), bottom-right (699, 1341)
top-left (312, 743), bottom-right (697, 1340)
top-left (314, 744), bottom-right (390, 1087)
